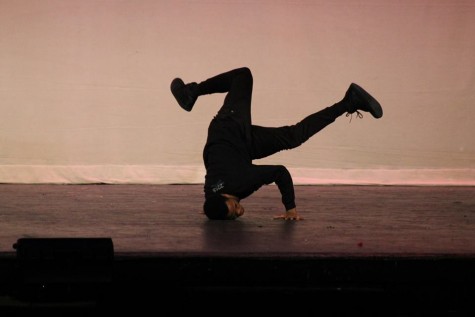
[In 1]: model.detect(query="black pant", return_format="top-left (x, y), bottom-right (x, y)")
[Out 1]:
top-left (198, 67), bottom-right (347, 160)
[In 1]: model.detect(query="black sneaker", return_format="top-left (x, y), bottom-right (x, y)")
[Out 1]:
top-left (170, 78), bottom-right (199, 112)
top-left (345, 83), bottom-right (383, 119)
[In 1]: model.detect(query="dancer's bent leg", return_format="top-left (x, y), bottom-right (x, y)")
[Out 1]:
top-left (198, 67), bottom-right (253, 126)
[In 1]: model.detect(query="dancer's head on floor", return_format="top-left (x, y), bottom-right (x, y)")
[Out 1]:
top-left (203, 194), bottom-right (245, 220)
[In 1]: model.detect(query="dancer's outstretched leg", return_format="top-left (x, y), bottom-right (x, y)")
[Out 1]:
top-left (250, 83), bottom-right (382, 160)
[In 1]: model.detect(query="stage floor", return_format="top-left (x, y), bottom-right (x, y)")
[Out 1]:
top-left (0, 184), bottom-right (474, 255)
top-left (0, 184), bottom-right (474, 315)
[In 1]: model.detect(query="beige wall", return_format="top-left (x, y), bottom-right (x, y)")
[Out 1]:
top-left (1, 0), bottom-right (474, 184)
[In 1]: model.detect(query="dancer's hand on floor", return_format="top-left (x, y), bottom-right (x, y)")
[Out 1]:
top-left (273, 208), bottom-right (303, 221)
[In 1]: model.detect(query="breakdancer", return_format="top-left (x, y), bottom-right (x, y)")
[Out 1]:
top-left (170, 67), bottom-right (382, 220)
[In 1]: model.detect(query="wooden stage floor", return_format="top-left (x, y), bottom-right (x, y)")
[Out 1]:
top-left (0, 184), bottom-right (474, 315)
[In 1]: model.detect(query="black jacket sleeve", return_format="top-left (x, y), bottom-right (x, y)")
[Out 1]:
top-left (252, 165), bottom-right (296, 211)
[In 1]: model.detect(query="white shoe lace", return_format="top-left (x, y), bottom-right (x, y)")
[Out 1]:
top-left (346, 110), bottom-right (363, 123)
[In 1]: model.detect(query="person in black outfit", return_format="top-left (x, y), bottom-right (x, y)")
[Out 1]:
top-left (170, 67), bottom-right (382, 220)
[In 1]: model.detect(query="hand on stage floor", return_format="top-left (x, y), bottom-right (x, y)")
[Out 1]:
top-left (273, 208), bottom-right (303, 221)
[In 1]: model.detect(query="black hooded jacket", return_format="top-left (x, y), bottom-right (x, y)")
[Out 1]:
top-left (203, 116), bottom-right (296, 211)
